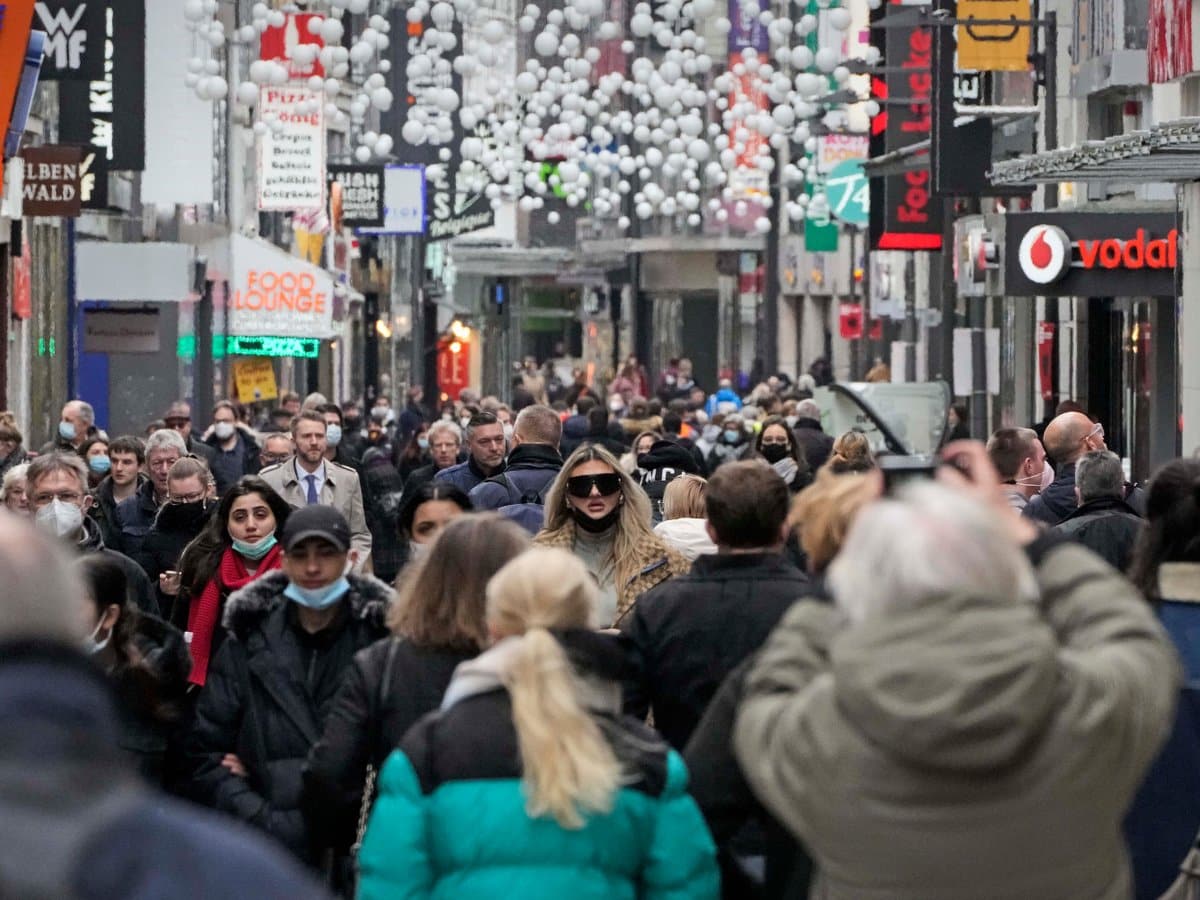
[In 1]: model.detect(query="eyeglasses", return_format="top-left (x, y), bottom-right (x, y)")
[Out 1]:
top-left (168, 489), bottom-right (207, 505)
top-left (33, 491), bottom-right (82, 506)
top-left (1085, 423), bottom-right (1105, 442)
top-left (567, 473), bottom-right (622, 498)
top-left (165, 418), bottom-right (190, 429)
top-left (260, 453), bottom-right (290, 465)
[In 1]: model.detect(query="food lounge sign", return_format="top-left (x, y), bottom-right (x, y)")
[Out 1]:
top-left (1005, 212), bottom-right (1179, 298)
top-left (227, 234), bottom-right (334, 339)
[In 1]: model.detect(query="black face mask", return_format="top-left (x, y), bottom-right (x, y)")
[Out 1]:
top-left (572, 505), bottom-right (621, 533)
top-left (761, 444), bottom-right (790, 464)
top-left (343, 416), bottom-right (362, 432)
top-left (163, 499), bottom-right (213, 531)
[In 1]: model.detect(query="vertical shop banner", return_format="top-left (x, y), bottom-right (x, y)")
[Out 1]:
top-left (383, 7), bottom-right (493, 238)
top-left (21, 144), bottom-right (83, 215)
top-left (142, 0), bottom-right (213, 204)
top-left (33, 0), bottom-right (106, 80)
top-left (870, 2), bottom-right (941, 250)
top-left (327, 164), bottom-right (384, 228)
top-left (1149, 0), bottom-right (1199, 82)
top-left (58, 0), bottom-right (146, 211)
top-left (0, 1), bottom-right (38, 148)
top-left (727, 0), bottom-right (769, 54)
top-left (259, 13), bottom-right (324, 79)
top-left (257, 87), bottom-right (325, 211)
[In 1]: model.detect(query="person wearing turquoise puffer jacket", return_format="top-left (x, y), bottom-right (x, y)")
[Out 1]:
top-left (357, 547), bottom-right (719, 900)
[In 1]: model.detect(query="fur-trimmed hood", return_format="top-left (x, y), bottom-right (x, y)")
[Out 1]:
top-left (222, 570), bottom-right (393, 640)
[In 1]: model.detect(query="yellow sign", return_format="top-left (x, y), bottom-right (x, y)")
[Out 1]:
top-left (233, 358), bottom-right (279, 402)
top-left (957, 0), bottom-right (1032, 72)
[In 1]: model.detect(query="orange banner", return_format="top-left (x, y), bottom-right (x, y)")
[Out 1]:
top-left (0, 1), bottom-right (37, 153)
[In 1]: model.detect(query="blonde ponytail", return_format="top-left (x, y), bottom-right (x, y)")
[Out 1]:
top-left (487, 549), bottom-right (623, 829)
top-left (505, 628), bottom-right (621, 828)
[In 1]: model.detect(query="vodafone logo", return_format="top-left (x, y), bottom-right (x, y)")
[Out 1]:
top-left (1018, 225), bottom-right (1071, 284)
top-left (1016, 224), bottom-right (1179, 285)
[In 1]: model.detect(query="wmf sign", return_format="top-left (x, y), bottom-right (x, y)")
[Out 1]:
top-left (34, 1), bottom-right (105, 80)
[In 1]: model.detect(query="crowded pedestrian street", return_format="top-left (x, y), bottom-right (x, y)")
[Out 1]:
top-left (1, 0), bottom-right (1199, 897)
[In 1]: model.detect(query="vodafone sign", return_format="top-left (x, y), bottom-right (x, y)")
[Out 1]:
top-left (1005, 212), bottom-right (1179, 298)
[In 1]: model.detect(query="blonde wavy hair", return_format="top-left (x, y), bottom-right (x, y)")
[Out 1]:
top-left (486, 548), bottom-right (622, 829)
top-left (824, 430), bottom-right (876, 474)
top-left (790, 469), bottom-right (876, 573)
top-left (662, 473), bottom-right (707, 520)
top-left (539, 445), bottom-right (662, 589)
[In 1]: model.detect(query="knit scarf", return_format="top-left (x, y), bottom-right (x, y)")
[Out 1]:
top-left (187, 543), bottom-right (283, 686)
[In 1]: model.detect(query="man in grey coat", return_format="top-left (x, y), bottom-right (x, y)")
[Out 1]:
top-left (258, 410), bottom-right (372, 571)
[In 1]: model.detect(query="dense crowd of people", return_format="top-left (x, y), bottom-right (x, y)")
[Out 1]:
top-left (0, 363), bottom-right (1198, 899)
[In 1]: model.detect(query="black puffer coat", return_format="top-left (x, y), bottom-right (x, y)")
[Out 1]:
top-left (1053, 496), bottom-right (1143, 572)
top-left (187, 571), bottom-right (392, 861)
top-left (136, 500), bottom-right (215, 609)
top-left (302, 636), bottom-right (476, 851)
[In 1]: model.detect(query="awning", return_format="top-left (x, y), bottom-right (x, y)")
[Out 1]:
top-left (990, 118), bottom-right (1200, 185)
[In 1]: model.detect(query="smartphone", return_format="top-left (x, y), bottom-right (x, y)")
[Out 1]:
top-left (878, 454), bottom-right (939, 495)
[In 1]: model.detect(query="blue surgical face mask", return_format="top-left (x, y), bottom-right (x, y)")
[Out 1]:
top-left (326, 424), bottom-right (343, 448)
top-left (59, 421), bottom-right (77, 441)
top-left (231, 531), bottom-right (277, 561)
top-left (417, 436), bottom-right (430, 450)
top-left (88, 455), bottom-right (111, 474)
top-left (284, 576), bottom-right (351, 610)
top-left (724, 429), bottom-right (741, 444)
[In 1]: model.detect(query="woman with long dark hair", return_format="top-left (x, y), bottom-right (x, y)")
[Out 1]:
top-left (748, 415), bottom-right (812, 493)
top-left (77, 554), bottom-right (190, 785)
top-left (394, 481), bottom-right (472, 575)
top-left (175, 475), bottom-right (292, 687)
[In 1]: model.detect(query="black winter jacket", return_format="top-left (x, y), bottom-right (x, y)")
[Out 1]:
top-left (136, 500), bottom-right (215, 610)
top-left (91, 475), bottom-right (146, 551)
top-left (792, 418), bottom-right (834, 472)
top-left (1024, 461), bottom-right (1080, 525)
top-left (468, 444), bottom-right (562, 517)
top-left (204, 428), bottom-right (261, 497)
top-left (302, 636), bottom-right (476, 851)
top-left (114, 479), bottom-right (160, 560)
top-left (685, 656), bottom-right (812, 900)
top-left (637, 439), bottom-right (703, 524)
top-left (0, 641), bottom-right (330, 900)
top-left (187, 571), bottom-right (392, 861)
top-left (620, 552), bottom-right (809, 750)
top-left (1054, 496), bottom-right (1143, 571)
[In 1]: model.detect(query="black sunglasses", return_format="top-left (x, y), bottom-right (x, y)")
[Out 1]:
top-left (567, 473), bottom-right (622, 498)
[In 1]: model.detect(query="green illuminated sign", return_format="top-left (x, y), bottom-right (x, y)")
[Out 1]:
top-left (227, 336), bottom-right (321, 358)
top-left (176, 335), bottom-right (321, 360)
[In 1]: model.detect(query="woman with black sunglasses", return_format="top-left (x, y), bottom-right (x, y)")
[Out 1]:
top-left (534, 445), bottom-right (689, 627)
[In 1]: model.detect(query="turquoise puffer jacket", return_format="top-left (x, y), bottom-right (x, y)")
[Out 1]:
top-left (356, 648), bottom-right (718, 900)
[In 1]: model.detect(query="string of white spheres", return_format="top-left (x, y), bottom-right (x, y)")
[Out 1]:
top-left (182, 0), bottom-right (882, 234)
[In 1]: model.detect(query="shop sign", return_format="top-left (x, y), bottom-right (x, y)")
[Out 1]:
top-left (227, 335), bottom-right (320, 359)
top-left (870, 3), bottom-right (942, 251)
top-left (82, 309), bottom-right (160, 354)
top-left (20, 144), bottom-right (82, 215)
top-left (359, 165), bottom-right (425, 234)
top-left (233, 358), bottom-right (279, 403)
top-left (816, 134), bottom-right (869, 175)
top-left (34, 0), bottom-right (105, 80)
top-left (12, 237), bottom-right (32, 319)
top-left (839, 303), bottom-right (864, 339)
top-left (1005, 212), bottom-right (1178, 297)
top-left (228, 234), bottom-right (335, 338)
top-left (258, 13), bottom-right (324, 80)
top-left (328, 164), bottom-right (384, 228)
top-left (257, 86), bottom-right (325, 211)
top-left (437, 335), bottom-right (471, 401)
top-left (956, 0), bottom-right (1032, 71)
top-left (826, 160), bottom-right (869, 226)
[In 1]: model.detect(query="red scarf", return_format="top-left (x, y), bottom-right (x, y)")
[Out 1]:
top-left (187, 543), bottom-right (283, 686)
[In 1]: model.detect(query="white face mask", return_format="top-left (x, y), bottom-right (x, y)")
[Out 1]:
top-left (213, 422), bottom-right (235, 441)
top-left (409, 539), bottom-right (428, 561)
top-left (84, 618), bottom-right (111, 655)
top-left (1016, 460), bottom-right (1054, 494)
top-left (35, 499), bottom-right (84, 539)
